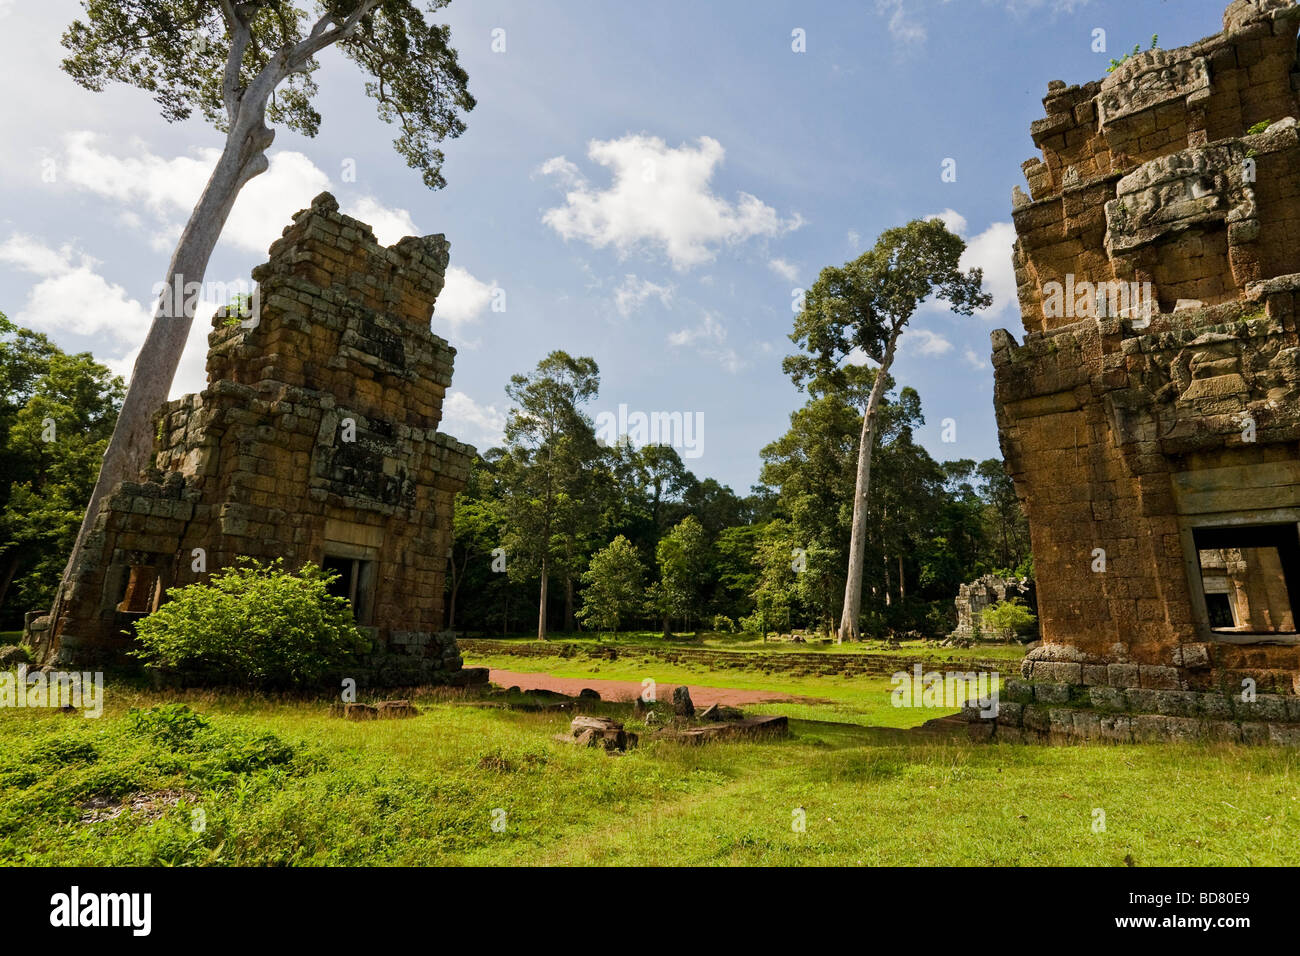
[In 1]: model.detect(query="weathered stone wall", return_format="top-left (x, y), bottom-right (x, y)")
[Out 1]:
top-left (38, 192), bottom-right (476, 684)
top-left (987, 0), bottom-right (1300, 741)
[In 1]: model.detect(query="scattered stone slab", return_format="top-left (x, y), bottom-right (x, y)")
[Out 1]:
top-left (654, 714), bottom-right (789, 745)
top-left (698, 702), bottom-right (743, 722)
top-left (554, 715), bottom-right (638, 752)
top-left (333, 700), bottom-right (419, 720)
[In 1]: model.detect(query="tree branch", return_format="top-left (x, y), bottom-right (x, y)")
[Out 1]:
top-left (218, 0), bottom-right (252, 123)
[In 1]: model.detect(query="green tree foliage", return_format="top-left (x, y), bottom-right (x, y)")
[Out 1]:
top-left (0, 315), bottom-right (124, 624)
top-left (577, 536), bottom-right (645, 635)
top-left (496, 351), bottom-right (604, 639)
top-left (646, 515), bottom-right (710, 635)
top-left (980, 598), bottom-right (1038, 642)
top-left (132, 559), bottom-right (366, 687)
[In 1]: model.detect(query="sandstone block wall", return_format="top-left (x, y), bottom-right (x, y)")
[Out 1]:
top-left (988, 0), bottom-right (1300, 740)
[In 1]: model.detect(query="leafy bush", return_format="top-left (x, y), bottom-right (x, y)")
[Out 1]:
top-left (126, 703), bottom-right (211, 747)
top-left (710, 614), bottom-right (737, 633)
top-left (132, 559), bottom-right (366, 688)
top-left (980, 598), bottom-right (1038, 642)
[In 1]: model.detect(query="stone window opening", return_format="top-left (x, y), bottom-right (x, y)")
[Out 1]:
top-left (115, 565), bottom-right (162, 615)
top-left (323, 554), bottom-right (375, 626)
top-left (1193, 524), bottom-right (1300, 636)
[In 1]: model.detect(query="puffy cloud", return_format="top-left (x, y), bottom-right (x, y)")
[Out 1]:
top-left (907, 328), bottom-right (954, 357)
top-left (0, 234), bottom-right (149, 340)
top-left (0, 233), bottom-right (216, 397)
top-left (768, 258), bottom-right (799, 282)
top-left (613, 274), bottom-right (673, 317)
top-left (540, 134), bottom-right (801, 270)
top-left (348, 196), bottom-right (418, 246)
top-left (435, 266), bottom-right (497, 329)
top-left (960, 221), bottom-right (1018, 320)
top-left (440, 391), bottom-right (506, 450)
top-left (57, 132), bottom-right (415, 254)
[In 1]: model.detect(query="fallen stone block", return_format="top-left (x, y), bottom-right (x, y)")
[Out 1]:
top-left (653, 714), bottom-right (789, 745)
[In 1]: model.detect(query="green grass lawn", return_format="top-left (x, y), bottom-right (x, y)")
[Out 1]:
top-left (2, 677), bottom-right (1297, 866)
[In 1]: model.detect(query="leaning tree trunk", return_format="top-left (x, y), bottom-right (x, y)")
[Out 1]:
top-left (838, 328), bottom-right (901, 643)
top-left (44, 115), bottom-right (274, 661)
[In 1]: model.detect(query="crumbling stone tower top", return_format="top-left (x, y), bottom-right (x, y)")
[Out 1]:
top-left (39, 193), bottom-right (476, 685)
top-left (1012, 0), bottom-right (1300, 331)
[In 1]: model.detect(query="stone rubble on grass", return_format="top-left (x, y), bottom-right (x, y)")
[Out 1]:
top-left (555, 715), bottom-right (637, 752)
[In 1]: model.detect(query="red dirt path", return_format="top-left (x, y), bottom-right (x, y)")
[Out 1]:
top-left (487, 669), bottom-right (813, 708)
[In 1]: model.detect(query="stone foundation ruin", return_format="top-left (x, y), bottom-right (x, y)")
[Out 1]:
top-left (978, 0), bottom-right (1300, 743)
top-left (30, 192), bottom-right (481, 687)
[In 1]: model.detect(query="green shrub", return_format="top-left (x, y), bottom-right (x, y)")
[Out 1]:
top-left (710, 614), bottom-right (737, 633)
top-left (132, 558), bottom-right (366, 688)
top-left (126, 703), bottom-right (210, 747)
top-left (980, 598), bottom-right (1038, 642)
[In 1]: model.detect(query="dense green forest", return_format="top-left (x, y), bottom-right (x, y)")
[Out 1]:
top-left (449, 349), bottom-right (1030, 640)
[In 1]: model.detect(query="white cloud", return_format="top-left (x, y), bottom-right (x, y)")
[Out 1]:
top-left (58, 132), bottom-right (416, 255)
top-left (435, 266), bottom-right (497, 329)
top-left (877, 0), bottom-right (927, 46)
top-left (348, 196), bottom-right (418, 246)
top-left (847, 229), bottom-right (862, 250)
top-left (0, 233), bottom-right (215, 397)
top-left (613, 274), bottom-right (673, 317)
top-left (907, 328), bottom-right (954, 357)
top-left (960, 221), bottom-right (1018, 320)
top-left (540, 134), bottom-right (801, 270)
top-left (882, 1), bottom-right (1089, 49)
top-left (441, 391), bottom-right (506, 450)
top-left (926, 208), bottom-right (969, 236)
top-left (768, 258), bottom-right (799, 282)
top-left (667, 310), bottom-right (744, 372)
top-left (963, 346), bottom-right (988, 370)
top-left (0, 234), bottom-right (149, 340)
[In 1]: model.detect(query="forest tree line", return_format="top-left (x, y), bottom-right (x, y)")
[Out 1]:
top-left (449, 350), bottom-right (1031, 640)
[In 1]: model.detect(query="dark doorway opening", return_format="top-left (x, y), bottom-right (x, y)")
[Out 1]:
top-left (1193, 523), bottom-right (1300, 635)
top-left (323, 555), bottom-right (374, 625)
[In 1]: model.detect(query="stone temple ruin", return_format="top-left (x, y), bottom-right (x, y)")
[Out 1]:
top-left (979, 0), bottom-right (1300, 742)
top-left (30, 192), bottom-right (482, 686)
top-left (946, 574), bottom-right (1036, 645)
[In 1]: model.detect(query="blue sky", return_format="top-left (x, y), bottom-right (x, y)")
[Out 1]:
top-left (0, 0), bottom-right (1229, 493)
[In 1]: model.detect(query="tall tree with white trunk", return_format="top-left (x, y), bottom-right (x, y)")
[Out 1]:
top-left (46, 0), bottom-right (474, 657)
top-left (784, 218), bottom-right (990, 642)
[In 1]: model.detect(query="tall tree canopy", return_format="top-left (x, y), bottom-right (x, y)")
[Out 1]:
top-left (785, 218), bottom-right (990, 641)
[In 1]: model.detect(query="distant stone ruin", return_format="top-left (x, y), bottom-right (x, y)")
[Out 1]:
top-left (980, 0), bottom-right (1300, 743)
top-left (946, 574), bottom-right (1036, 645)
top-left (31, 192), bottom-right (481, 687)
